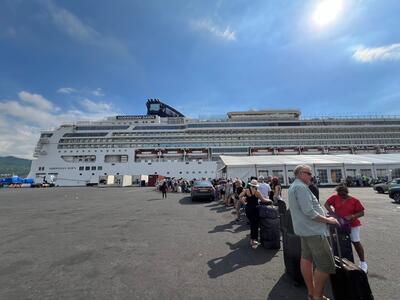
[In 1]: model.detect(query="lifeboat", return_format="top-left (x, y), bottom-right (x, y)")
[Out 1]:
top-left (135, 149), bottom-right (159, 157)
top-left (327, 146), bottom-right (352, 154)
top-left (277, 147), bottom-right (300, 155)
top-left (162, 149), bottom-right (184, 157)
top-left (250, 148), bottom-right (273, 155)
top-left (186, 148), bottom-right (209, 157)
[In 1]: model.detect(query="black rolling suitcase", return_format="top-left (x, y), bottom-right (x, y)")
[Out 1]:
top-left (330, 228), bottom-right (374, 300)
top-left (331, 229), bottom-right (354, 263)
top-left (280, 208), bottom-right (304, 285)
top-left (258, 205), bottom-right (281, 249)
top-left (282, 232), bottom-right (304, 285)
top-left (277, 199), bottom-right (287, 233)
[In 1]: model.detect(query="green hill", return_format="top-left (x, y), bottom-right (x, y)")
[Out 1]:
top-left (0, 156), bottom-right (32, 177)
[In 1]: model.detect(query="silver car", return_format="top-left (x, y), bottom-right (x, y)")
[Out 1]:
top-left (373, 178), bottom-right (400, 194)
top-left (191, 180), bottom-right (215, 201)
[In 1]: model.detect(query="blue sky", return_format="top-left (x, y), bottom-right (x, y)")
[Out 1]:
top-left (1, 0), bottom-right (400, 158)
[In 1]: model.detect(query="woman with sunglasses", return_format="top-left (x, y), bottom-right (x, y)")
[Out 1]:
top-left (239, 179), bottom-right (272, 247)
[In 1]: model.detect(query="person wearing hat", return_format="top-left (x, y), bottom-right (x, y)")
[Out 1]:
top-left (239, 179), bottom-right (272, 247)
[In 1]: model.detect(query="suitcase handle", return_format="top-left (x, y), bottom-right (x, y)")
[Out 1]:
top-left (329, 227), bottom-right (344, 268)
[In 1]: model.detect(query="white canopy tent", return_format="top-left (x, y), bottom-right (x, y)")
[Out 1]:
top-left (219, 154), bottom-right (400, 185)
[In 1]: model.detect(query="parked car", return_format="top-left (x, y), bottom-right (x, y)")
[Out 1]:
top-left (373, 178), bottom-right (400, 194)
top-left (389, 180), bottom-right (400, 203)
top-left (191, 180), bottom-right (215, 202)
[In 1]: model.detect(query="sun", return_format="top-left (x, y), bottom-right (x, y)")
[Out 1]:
top-left (312, 0), bottom-right (343, 27)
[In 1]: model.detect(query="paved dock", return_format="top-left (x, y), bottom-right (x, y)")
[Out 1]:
top-left (0, 187), bottom-right (398, 299)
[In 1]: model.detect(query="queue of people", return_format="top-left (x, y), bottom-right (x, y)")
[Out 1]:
top-left (211, 168), bottom-right (368, 300)
top-left (156, 169), bottom-right (369, 300)
top-left (288, 165), bottom-right (368, 300)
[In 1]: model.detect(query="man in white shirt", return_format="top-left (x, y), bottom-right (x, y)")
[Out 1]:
top-left (258, 176), bottom-right (271, 199)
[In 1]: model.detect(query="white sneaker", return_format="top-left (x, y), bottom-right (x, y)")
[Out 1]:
top-left (359, 261), bottom-right (368, 273)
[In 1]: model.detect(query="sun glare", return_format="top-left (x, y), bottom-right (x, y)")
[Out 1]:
top-left (313, 0), bottom-right (343, 27)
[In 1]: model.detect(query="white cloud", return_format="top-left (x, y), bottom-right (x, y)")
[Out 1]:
top-left (80, 98), bottom-right (112, 113)
top-left (353, 43), bottom-right (400, 62)
top-left (0, 121), bottom-right (40, 159)
top-left (57, 87), bottom-right (77, 94)
top-left (43, 0), bottom-right (99, 41)
top-left (0, 91), bottom-right (119, 158)
top-left (191, 19), bottom-right (236, 41)
top-left (40, 1), bottom-right (133, 60)
top-left (18, 91), bottom-right (53, 111)
top-left (92, 88), bottom-right (105, 96)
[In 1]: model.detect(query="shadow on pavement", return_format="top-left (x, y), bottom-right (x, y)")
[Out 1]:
top-left (207, 239), bottom-right (279, 278)
top-left (204, 202), bottom-right (221, 208)
top-left (209, 205), bottom-right (234, 213)
top-left (179, 197), bottom-right (210, 205)
top-left (266, 273), bottom-right (307, 300)
top-left (208, 220), bottom-right (248, 234)
top-left (267, 273), bottom-right (334, 300)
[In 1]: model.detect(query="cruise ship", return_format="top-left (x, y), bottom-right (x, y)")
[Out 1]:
top-left (28, 99), bottom-right (400, 186)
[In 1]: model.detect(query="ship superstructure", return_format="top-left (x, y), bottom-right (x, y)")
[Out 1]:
top-left (29, 99), bottom-right (400, 186)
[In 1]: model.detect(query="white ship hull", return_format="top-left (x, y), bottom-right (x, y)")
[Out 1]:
top-left (28, 150), bottom-right (217, 186)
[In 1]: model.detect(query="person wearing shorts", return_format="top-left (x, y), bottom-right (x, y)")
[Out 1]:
top-left (289, 165), bottom-right (339, 300)
top-left (324, 184), bottom-right (367, 273)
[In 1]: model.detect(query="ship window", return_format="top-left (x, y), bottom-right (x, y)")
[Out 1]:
top-left (179, 171), bottom-right (182, 174)
top-left (98, 166), bottom-right (102, 170)
top-left (79, 173), bottom-right (82, 176)
top-left (92, 173), bottom-right (95, 175)
top-left (85, 166), bottom-right (90, 170)
top-left (91, 166), bottom-right (96, 170)
top-left (167, 172), bottom-right (170, 174)
top-left (79, 166), bottom-right (84, 170)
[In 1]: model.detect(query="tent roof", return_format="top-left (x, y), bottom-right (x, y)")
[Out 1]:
top-left (219, 153), bottom-right (400, 167)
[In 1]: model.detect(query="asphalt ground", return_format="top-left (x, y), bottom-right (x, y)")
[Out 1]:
top-left (0, 186), bottom-right (399, 300)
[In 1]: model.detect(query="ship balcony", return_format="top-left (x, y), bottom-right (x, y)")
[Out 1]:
top-left (39, 138), bottom-right (50, 144)
top-left (34, 150), bottom-right (47, 156)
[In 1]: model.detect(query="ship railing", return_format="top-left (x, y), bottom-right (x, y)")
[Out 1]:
top-left (302, 114), bottom-right (400, 120)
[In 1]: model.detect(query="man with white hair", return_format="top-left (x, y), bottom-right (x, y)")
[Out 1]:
top-left (288, 165), bottom-right (339, 300)
top-left (258, 176), bottom-right (271, 199)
